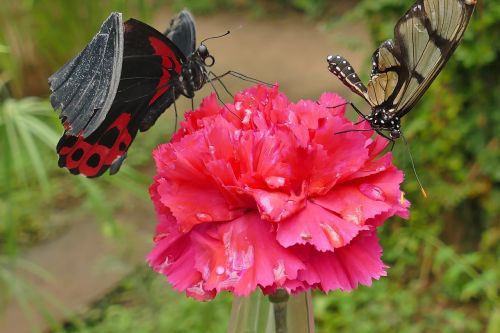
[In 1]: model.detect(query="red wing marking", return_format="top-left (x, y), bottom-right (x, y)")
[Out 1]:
top-left (57, 113), bottom-right (137, 177)
top-left (147, 36), bottom-right (183, 106)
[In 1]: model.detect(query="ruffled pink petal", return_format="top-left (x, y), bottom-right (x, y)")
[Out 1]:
top-left (171, 94), bottom-right (224, 142)
top-left (251, 188), bottom-right (306, 222)
top-left (146, 220), bottom-right (213, 300)
top-left (148, 84), bottom-right (410, 300)
top-left (291, 100), bottom-right (328, 131)
top-left (303, 230), bottom-right (387, 292)
top-left (155, 177), bottom-right (243, 232)
top-left (277, 201), bottom-right (369, 251)
top-left (192, 213), bottom-right (305, 297)
top-left (314, 166), bottom-right (406, 224)
top-left (317, 93), bottom-right (347, 116)
top-left (309, 118), bottom-right (370, 195)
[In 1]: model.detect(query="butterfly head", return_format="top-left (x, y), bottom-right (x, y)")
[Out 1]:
top-left (195, 44), bottom-right (215, 67)
top-left (390, 128), bottom-right (401, 140)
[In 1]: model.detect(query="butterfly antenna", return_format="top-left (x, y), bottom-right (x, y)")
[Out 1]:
top-left (401, 133), bottom-right (428, 198)
top-left (200, 31), bottom-right (231, 45)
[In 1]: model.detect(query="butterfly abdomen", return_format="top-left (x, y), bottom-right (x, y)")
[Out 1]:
top-left (327, 55), bottom-right (369, 99)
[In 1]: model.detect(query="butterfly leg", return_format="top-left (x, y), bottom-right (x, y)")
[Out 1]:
top-left (374, 129), bottom-right (395, 142)
top-left (211, 70), bottom-right (272, 87)
top-left (207, 71), bottom-right (234, 98)
top-left (323, 101), bottom-right (368, 125)
top-left (204, 73), bottom-right (241, 121)
top-left (172, 86), bottom-right (179, 132)
top-left (321, 101), bottom-right (350, 109)
top-left (334, 128), bottom-right (373, 135)
top-left (348, 102), bottom-right (370, 122)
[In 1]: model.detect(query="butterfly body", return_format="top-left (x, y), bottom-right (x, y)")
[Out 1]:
top-left (327, 0), bottom-right (476, 139)
top-left (178, 44), bottom-right (211, 98)
top-left (366, 110), bottom-right (402, 139)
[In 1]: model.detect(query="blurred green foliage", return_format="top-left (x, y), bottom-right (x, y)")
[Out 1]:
top-left (50, 267), bottom-right (232, 333)
top-left (0, 0), bottom-right (155, 97)
top-left (0, 0), bottom-right (162, 250)
top-left (314, 1), bottom-right (500, 333)
top-left (0, 4), bottom-right (162, 317)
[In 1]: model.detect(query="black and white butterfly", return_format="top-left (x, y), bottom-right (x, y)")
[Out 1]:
top-left (327, 0), bottom-right (477, 140)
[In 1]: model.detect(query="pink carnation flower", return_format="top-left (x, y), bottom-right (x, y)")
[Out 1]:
top-left (147, 85), bottom-right (409, 301)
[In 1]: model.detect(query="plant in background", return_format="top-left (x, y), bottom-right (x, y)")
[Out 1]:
top-left (0, 0), bottom-right (155, 98)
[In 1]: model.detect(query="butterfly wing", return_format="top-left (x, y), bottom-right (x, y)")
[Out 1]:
top-left (366, 40), bottom-right (408, 110)
top-left (48, 12), bottom-right (124, 137)
top-left (164, 9), bottom-right (196, 58)
top-left (55, 15), bottom-right (186, 177)
top-left (366, 0), bottom-right (476, 116)
top-left (137, 10), bottom-right (197, 132)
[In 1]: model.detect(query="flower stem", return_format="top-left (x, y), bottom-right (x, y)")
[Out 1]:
top-left (269, 289), bottom-right (290, 333)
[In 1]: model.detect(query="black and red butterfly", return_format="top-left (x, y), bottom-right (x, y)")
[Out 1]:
top-left (49, 10), bottom-right (215, 177)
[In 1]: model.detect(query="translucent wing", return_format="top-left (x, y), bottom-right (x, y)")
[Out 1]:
top-left (49, 12), bottom-right (124, 137)
top-left (368, 0), bottom-right (476, 116)
top-left (366, 40), bottom-right (408, 109)
top-left (164, 9), bottom-right (196, 58)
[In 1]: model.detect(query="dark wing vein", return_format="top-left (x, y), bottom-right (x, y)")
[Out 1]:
top-left (392, 0), bottom-right (475, 117)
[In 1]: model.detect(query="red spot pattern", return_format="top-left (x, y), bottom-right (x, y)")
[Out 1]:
top-left (58, 113), bottom-right (134, 177)
top-left (147, 36), bottom-right (183, 106)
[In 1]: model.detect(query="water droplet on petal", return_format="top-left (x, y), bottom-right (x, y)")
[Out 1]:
top-left (196, 212), bottom-right (213, 222)
top-left (265, 176), bottom-right (286, 189)
top-left (376, 166), bottom-right (386, 172)
top-left (215, 266), bottom-right (225, 275)
top-left (242, 109), bottom-right (252, 124)
top-left (208, 145), bottom-right (216, 155)
top-left (235, 101), bottom-right (243, 111)
top-left (359, 183), bottom-right (386, 201)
